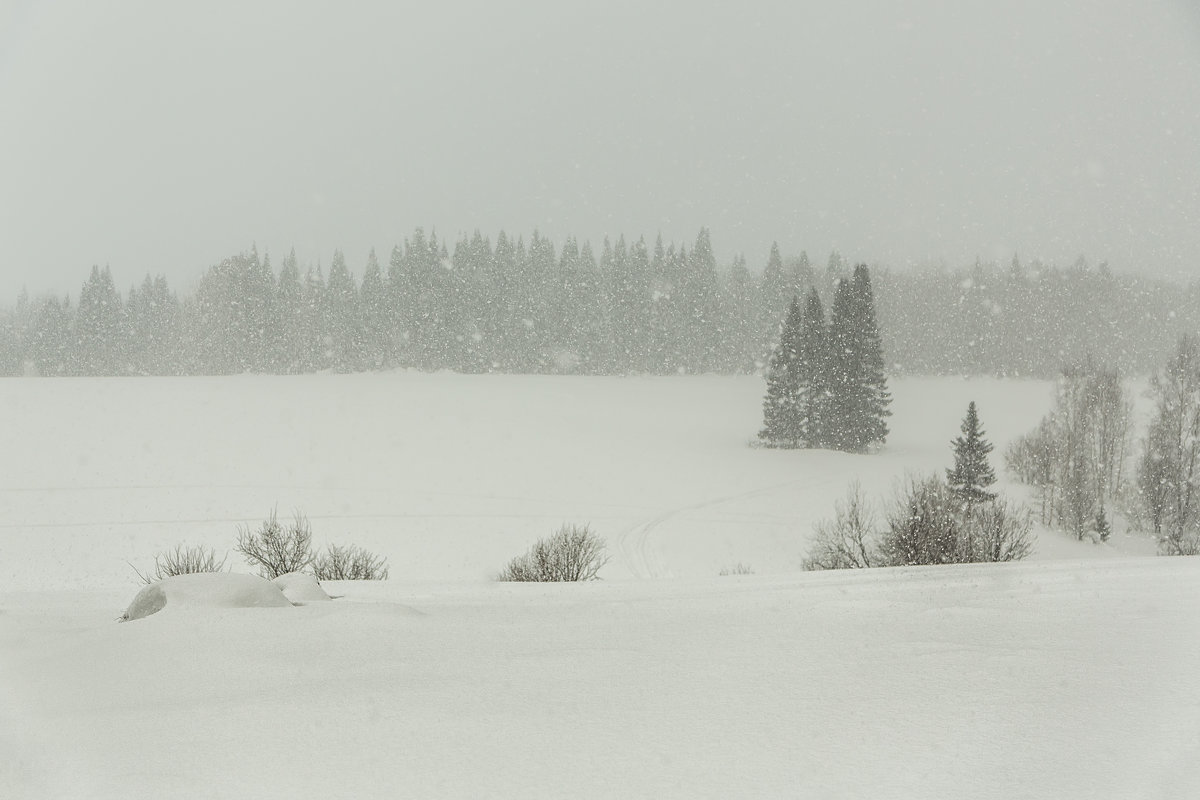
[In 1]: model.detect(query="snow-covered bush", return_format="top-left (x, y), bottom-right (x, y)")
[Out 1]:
top-left (132, 543), bottom-right (228, 584)
top-left (121, 572), bottom-right (293, 621)
top-left (880, 475), bottom-right (964, 566)
top-left (497, 523), bottom-right (609, 582)
top-left (312, 544), bottom-right (390, 580)
top-left (236, 509), bottom-right (315, 579)
top-left (273, 571), bottom-right (333, 602)
top-left (719, 563), bottom-right (755, 576)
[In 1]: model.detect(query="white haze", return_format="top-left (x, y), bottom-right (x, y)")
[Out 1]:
top-left (2, 0), bottom-right (1199, 299)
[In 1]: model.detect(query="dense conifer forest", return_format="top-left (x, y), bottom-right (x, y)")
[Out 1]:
top-left (0, 227), bottom-right (1193, 378)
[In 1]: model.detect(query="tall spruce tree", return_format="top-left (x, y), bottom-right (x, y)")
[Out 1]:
top-left (683, 228), bottom-right (719, 373)
top-left (242, 244), bottom-right (275, 372)
top-left (75, 265), bottom-right (124, 375)
top-left (325, 249), bottom-right (362, 372)
top-left (947, 401), bottom-right (997, 506)
top-left (827, 264), bottom-right (891, 452)
top-left (796, 287), bottom-right (830, 448)
top-left (759, 242), bottom-right (788, 352)
top-left (359, 248), bottom-right (390, 370)
top-left (759, 296), bottom-right (804, 447)
top-left (274, 249), bottom-right (304, 373)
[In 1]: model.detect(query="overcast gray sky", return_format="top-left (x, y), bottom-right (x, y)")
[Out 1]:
top-left (2, 0), bottom-right (1199, 299)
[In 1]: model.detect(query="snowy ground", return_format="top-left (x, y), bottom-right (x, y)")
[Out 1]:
top-left (1, 374), bottom-right (1194, 798)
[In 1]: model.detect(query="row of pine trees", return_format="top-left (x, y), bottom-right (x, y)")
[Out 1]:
top-left (2, 229), bottom-right (772, 377)
top-left (2, 229), bottom-right (1199, 378)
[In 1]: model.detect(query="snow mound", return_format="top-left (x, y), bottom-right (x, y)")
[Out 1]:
top-left (273, 572), bottom-right (332, 603)
top-left (121, 573), bottom-right (293, 621)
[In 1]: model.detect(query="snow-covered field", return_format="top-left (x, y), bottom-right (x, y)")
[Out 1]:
top-left (1, 374), bottom-right (1195, 798)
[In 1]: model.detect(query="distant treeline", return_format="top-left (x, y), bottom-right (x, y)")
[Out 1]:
top-left (0, 228), bottom-right (1193, 378)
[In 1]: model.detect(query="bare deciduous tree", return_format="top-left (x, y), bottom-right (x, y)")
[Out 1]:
top-left (1006, 416), bottom-right (1059, 523)
top-left (1006, 359), bottom-right (1132, 540)
top-left (802, 483), bottom-right (878, 570)
top-left (1139, 336), bottom-right (1200, 555)
top-left (1139, 419), bottom-right (1173, 538)
top-left (1090, 367), bottom-right (1132, 501)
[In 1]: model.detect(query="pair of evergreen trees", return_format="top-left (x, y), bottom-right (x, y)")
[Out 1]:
top-left (759, 264), bottom-right (891, 453)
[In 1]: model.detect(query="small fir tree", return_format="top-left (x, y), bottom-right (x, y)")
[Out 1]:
top-left (947, 401), bottom-right (998, 506)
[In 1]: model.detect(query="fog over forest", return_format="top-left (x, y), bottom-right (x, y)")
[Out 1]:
top-left (1, 228), bottom-right (1196, 379)
top-left (2, 0), bottom-right (1199, 300)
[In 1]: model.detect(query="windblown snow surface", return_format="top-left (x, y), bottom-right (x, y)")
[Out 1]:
top-left (1, 374), bottom-right (1197, 799)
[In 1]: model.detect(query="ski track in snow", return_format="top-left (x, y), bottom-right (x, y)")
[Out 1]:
top-left (615, 479), bottom-right (834, 578)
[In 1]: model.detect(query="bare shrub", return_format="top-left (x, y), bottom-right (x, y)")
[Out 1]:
top-left (719, 563), bottom-right (755, 576)
top-left (1159, 529), bottom-right (1200, 556)
top-left (497, 523), bottom-right (609, 582)
top-left (312, 544), bottom-right (390, 580)
top-left (497, 552), bottom-right (541, 582)
top-left (962, 498), bottom-right (1035, 563)
top-left (805, 477), bottom-right (1034, 571)
top-left (235, 509), bottom-right (314, 579)
top-left (803, 482), bottom-right (878, 570)
top-left (131, 543), bottom-right (228, 584)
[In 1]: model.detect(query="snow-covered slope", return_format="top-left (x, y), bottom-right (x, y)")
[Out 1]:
top-left (0, 373), bottom-right (1151, 591)
top-left (1, 374), bottom-right (1191, 798)
top-left (2, 558), bottom-right (1198, 799)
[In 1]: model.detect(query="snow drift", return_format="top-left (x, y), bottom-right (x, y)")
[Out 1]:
top-left (121, 572), bottom-right (293, 621)
top-left (273, 571), bottom-right (332, 603)
top-left (4, 557), bottom-right (1198, 799)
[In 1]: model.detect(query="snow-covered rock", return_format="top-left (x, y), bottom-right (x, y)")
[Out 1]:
top-left (121, 572), bottom-right (293, 621)
top-left (272, 571), bottom-right (332, 603)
